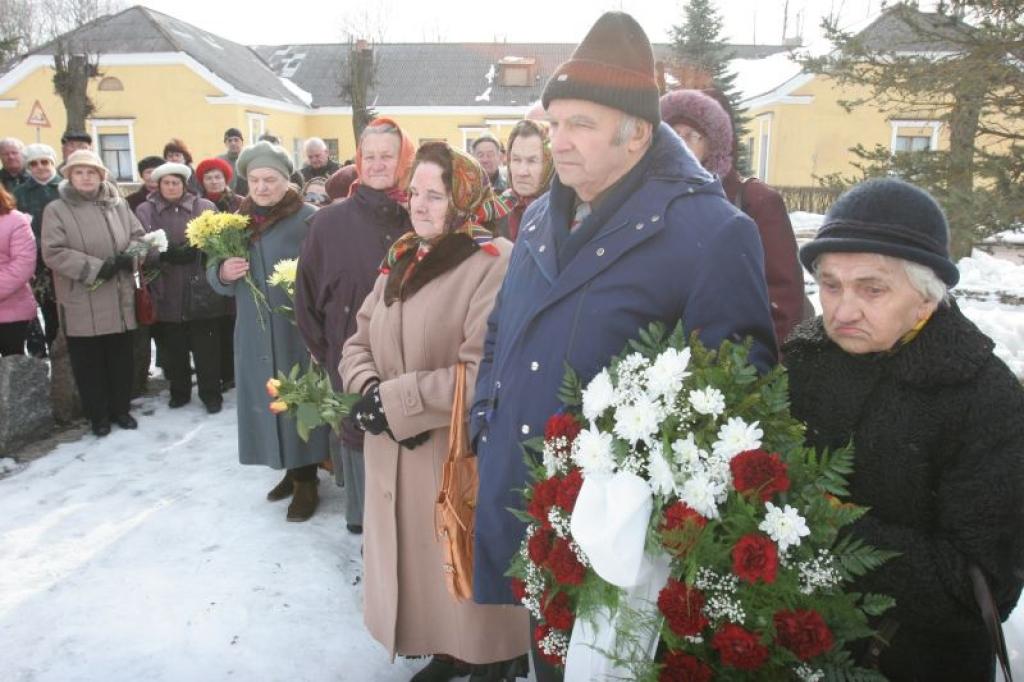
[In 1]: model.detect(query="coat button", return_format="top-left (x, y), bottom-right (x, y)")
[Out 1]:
top-left (527, 224), bottom-right (536, 232)
top-left (521, 424), bottom-right (530, 435)
top-left (538, 245), bottom-right (546, 253)
top-left (344, 306), bottom-right (350, 313)
top-left (405, 396), bottom-right (416, 406)
top-left (530, 361), bottom-right (539, 371)
top-left (635, 222), bottom-right (644, 230)
top-left (596, 247), bottom-right (605, 256)
top-left (651, 215), bottom-right (660, 222)
top-left (495, 380), bottom-right (501, 389)
top-left (481, 435), bottom-right (488, 443)
top-left (384, 491), bottom-right (393, 501)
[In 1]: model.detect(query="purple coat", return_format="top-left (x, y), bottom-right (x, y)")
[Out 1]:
top-left (294, 185), bottom-right (410, 448)
top-left (136, 192), bottom-right (228, 322)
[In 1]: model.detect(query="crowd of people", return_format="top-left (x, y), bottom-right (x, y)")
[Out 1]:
top-left (0, 10), bottom-right (1021, 682)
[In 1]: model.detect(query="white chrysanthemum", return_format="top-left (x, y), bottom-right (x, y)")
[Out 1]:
top-left (688, 386), bottom-right (726, 418)
top-left (679, 472), bottom-right (725, 520)
top-left (582, 369), bottom-right (616, 422)
top-left (711, 416), bottom-right (763, 460)
top-left (646, 442), bottom-right (677, 497)
top-left (572, 426), bottom-right (616, 476)
top-left (645, 347), bottom-right (691, 402)
top-left (613, 396), bottom-right (662, 445)
top-left (671, 433), bottom-right (706, 471)
top-left (759, 502), bottom-right (811, 553)
top-left (143, 228), bottom-right (169, 253)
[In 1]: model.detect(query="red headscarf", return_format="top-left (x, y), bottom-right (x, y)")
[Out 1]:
top-left (350, 117), bottom-right (416, 203)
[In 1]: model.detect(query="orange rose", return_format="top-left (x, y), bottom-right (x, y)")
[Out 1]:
top-left (266, 378), bottom-right (282, 398)
top-left (269, 400), bottom-right (288, 414)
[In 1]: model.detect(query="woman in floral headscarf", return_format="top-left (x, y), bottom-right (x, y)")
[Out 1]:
top-left (340, 142), bottom-right (529, 682)
top-left (497, 119), bottom-right (554, 241)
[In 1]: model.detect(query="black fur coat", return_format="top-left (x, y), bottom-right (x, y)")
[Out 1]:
top-left (784, 301), bottom-right (1024, 681)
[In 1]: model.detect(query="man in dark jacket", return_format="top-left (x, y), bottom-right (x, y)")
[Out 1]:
top-left (299, 137), bottom-right (341, 184)
top-left (785, 178), bottom-right (1024, 682)
top-left (0, 138), bottom-right (30, 192)
top-left (469, 13), bottom-right (776, 680)
top-left (124, 156), bottom-right (164, 213)
top-left (217, 128), bottom-right (248, 197)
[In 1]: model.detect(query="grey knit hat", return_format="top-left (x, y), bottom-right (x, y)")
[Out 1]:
top-left (237, 141), bottom-right (293, 181)
top-left (542, 12), bottom-right (660, 125)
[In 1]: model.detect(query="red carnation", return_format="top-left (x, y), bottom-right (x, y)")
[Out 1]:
top-left (533, 624), bottom-right (565, 666)
top-left (527, 477), bottom-right (561, 527)
top-left (528, 526), bottom-right (555, 565)
top-left (510, 578), bottom-right (527, 603)
top-left (657, 578), bottom-right (709, 637)
top-left (730, 449), bottom-right (790, 502)
top-left (545, 537), bottom-right (587, 585)
top-left (659, 650), bottom-right (713, 682)
top-left (660, 502), bottom-right (708, 556)
top-left (556, 468), bottom-right (584, 512)
top-left (541, 590), bottom-right (574, 630)
top-left (545, 413), bottom-right (582, 443)
top-left (712, 624), bottom-right (769, 670)
top-left (774, 609), bottom-right (835, 661)
top-left (731, 533), bottom-right (779, 584)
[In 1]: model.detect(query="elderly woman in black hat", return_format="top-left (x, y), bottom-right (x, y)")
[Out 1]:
top-left (783, 178), bottom-right (1024, 681)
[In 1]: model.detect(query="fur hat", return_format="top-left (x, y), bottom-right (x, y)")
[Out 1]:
top-left (151, 162), bottom-right (192, 184)
top-left (659, 89), bottom-right (733, 176)
top-left (237, 141), bottom-right (293, 181)
top-left (800, 178), bottom-right (959, 287)
top-left (137, 155), bottom-right (164, 176)
top-left (223, 127), bottom-right (243, 141)
top-left (542, 12), bottom-right (660, 125)
top-left (63, 149), bottom-right (108, 180)
top-left (23, 143), bottom-right (56, 165)
top-left (196, 157), bottom-right (233, 183)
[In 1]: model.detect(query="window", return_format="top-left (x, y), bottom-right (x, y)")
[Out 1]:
top-left (323, 138), bottom-right (339, 161)
top-left (99, 134), bottom-right (132, 182)
top-left (246, 113), bottom-right (267, 144)
top-left (894, 135), bottom-right (931, 153)
top-left (498, 57), bottom-right (536, 87)
top-left (98, 76), bottom-right (124, 91)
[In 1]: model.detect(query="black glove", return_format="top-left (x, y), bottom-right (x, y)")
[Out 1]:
top-left (97, 257), bottom-right (118, 280)
top-left (351, 384), bottom-right (389, 435)
top-left (161, 244), bottom-right (198, 265)
top-left (114, 252), bottom-right (135, 271)
top-left (398, 432), bottom-right (430, 450)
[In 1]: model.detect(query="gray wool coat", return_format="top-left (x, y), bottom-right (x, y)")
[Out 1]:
top-left (207, 190), bottom-right (329, 470)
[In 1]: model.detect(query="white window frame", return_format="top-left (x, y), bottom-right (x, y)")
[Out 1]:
top-left (246, 112), bottom-right (268, 144)
top-left (460, 126), bottom-right (489, 153)
top-left (88, 118), bottom-right (137, 182)
top-left (889, 120), bottom-right (942, 154)
top-left (755, 113), bottom-right (773, 182)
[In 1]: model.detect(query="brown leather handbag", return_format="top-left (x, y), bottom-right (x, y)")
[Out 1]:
top-left (435, 362), bottom-right (478, 601)
top-left (133, 275), bottom-right (156, 326)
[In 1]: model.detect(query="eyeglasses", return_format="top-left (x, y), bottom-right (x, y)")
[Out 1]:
top-left (28, 159), bottom-right (53, 167)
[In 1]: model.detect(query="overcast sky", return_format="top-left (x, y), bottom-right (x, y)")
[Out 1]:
top-left (136, 0), bottom-right (931, 47)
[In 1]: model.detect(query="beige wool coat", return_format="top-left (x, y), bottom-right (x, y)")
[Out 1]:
top-left (340, 236), bottom-right (529, 664)
top-left (41, 181), bottom-right (146, 337)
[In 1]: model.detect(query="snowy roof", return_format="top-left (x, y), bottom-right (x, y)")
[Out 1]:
top-left (19, 5), bottom-right (307, 107)
top-left (252, 42), bottom-right (789, 108)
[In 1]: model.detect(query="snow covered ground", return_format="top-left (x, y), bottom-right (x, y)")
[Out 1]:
top-left (3, 214), bottom-right (1024, 681)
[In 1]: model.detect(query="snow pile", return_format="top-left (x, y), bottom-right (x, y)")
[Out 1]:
top-left (730, 51), bottom-right (803, 102)
top-left (0, 457), bottom-right (18, 476)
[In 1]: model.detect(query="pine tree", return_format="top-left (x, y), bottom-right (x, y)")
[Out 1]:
top-left (801, 0), bottom-right (1024, 257)
top-left (669, 0), bottom-right (750, 172)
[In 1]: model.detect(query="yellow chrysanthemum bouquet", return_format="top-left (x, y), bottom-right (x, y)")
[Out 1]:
top-left (185, 210), bottom-right (268, 325)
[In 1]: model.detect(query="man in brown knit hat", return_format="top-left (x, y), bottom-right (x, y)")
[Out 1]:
top-left (471, 12), bottom-right (777, 681)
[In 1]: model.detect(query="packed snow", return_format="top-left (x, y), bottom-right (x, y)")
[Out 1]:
top-left (3, 213), bottom-right (1024, 680)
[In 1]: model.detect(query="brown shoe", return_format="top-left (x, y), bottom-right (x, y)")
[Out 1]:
top-left (286, 480), bottom-right (319, 522)
top-left (266, 471), bottom-right (293, 502)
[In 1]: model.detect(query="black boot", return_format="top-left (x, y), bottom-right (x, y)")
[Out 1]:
top-left (286, 480), bottom-right (319, 522)
top-left (469, 655), bottom-right (529, 681)
top-left (410, 655), bottom-right (471, 682)
top-left (112, 413), bottom-right (138, 429)
top-left (91, 419), bottom-right (111, 437)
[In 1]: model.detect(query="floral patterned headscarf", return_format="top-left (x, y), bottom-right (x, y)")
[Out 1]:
top-left (382, 142), bottom-right (509, 274)
top-left (501, 119), bottom-right (554, 240)
top-left (350, 117), bottom-right (417, 203)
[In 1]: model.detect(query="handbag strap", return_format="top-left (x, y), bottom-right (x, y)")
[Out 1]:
top-left (446, 362), bottom-right (470, 462)
top-left (968, 563), bottom-right (1013, 682)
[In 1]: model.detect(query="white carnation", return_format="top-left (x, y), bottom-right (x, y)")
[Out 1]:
top-left (671, 433), bottom-right (705, 472)
top-left (582, 369), bottom-right (616, 422)
top-left (711, 416), bottom-right (763, 460)
top-left (759, 502), bottom-right (811, 553)
top-left (645, 347), bottom-right (691, 402)
top-left (679, 471), bottom-right (725, 520)
top-left (612, 396), bottom-right (663, 446)
top-left (688, 386), bottom-right (726, 418)
top-left (646, 442), bottom-right (677, 497)
top-left (572, 426), bottom-right (616, 476)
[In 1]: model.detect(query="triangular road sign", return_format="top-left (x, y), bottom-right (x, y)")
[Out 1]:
top-left (26, 100), bottom-right (51, 128)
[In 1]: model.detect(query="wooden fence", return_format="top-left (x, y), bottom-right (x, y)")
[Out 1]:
top-left (775, 186), bottom-right (842, 214)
